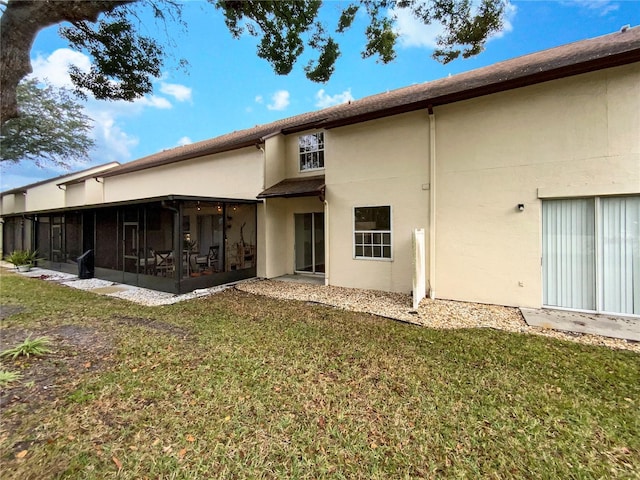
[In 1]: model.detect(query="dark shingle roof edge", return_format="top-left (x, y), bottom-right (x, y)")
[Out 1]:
top-left (80, 26), bottom-right (640, 180)
top-left (257, 175), bottom-right (326, 198)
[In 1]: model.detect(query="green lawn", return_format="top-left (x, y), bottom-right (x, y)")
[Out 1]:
top-left (1, 271), bottom-right (639, 479)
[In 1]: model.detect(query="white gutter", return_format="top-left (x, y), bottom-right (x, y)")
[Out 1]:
top-left (428, 106), bottom-right (437, 299)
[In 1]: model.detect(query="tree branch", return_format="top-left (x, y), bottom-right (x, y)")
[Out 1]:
top-left (1, 0), bottom-right (134, 123)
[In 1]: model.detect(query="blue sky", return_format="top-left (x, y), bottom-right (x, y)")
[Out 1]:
top-left (2, 0), bottom-right (639, 191)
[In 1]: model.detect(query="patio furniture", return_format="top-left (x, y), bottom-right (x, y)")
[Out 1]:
top-left (195, 245), bottom-right (220, 272)
top-left (137, 247), bottom-right (155, 274)
top-left (154, 250), bottom-right (174, 276)
top-left (229, 243), bottom-right (255, 270)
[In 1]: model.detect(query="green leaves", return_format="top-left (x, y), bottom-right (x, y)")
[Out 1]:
top-left (216, 0), bottom-right (323, 78)
top-left (61, 13), bottom-right (163, 101)
top-left (0, 78), bottom-right (94, 168)
top-left (0, 370), bottom-right (23, 387)
top-left (0, 335), bottom-right (53, 360)
top-left (216, 0), bottom-right (508, 83)
top-left (431, 0), bottom-right (507, 63)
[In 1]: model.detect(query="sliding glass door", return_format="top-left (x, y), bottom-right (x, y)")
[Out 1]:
top-left (542, 198), bottom-right (596, 311)
top-left (600, 197), bottom-right (640, 315)
top-left (543, 196), bottom-right (639, 316)
top-left (295, 212), bottom-right (324, 274)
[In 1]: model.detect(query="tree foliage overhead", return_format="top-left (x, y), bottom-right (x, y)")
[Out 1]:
top-left (0, 78), bottom-right (95, 168)
top-left (1, 0), bottom-right (508, 124)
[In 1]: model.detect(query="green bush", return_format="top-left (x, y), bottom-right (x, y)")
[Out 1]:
top-left (4, 249), bottom-right (41, 267)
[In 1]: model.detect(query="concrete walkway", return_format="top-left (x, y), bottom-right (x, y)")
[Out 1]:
top-left (521, 308), bottom-right (640, 342)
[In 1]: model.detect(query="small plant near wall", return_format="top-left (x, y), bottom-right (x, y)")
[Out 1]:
top-left (4, 249), bottom-right (42, 272)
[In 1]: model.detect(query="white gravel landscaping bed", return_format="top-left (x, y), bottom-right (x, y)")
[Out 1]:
top-left (4, 264), bottom-right (637, 351)
top-left (236, 279), bottom-right (640, 352)
top-left (2, 264), bottom-right (232, 307)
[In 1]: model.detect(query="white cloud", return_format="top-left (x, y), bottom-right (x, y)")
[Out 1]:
top-left (30, 48), bottom-right (174, 112)
top-left (315, 89), bottom-right (354, 108)
top-left (490, 1), bottom-right (516, 40)
top-left (560, 0), bottom-right (619, 16)
top-left (26, 48), bottom-right (181, 164)
top-left (255, 95), bottom-right (264, 104)
top-left (393, 1), bottom-right (516, 49)
top-left (31, 48), bottom-right (91, 88)
top-left (160, 82), bottom-right (192, 102)
top-left (176, 136), bottom-right (193, 147)
top-left (394, 8), bottom-right (443, 49)
top-left (85, 108), bottom-right (139, 162)
top-left (267, 90), bottom-right (290, 111)
top-left (134, 96), bottom-right (173, 109)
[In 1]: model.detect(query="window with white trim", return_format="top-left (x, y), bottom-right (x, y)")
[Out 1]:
top-left (354, 206), bottom-right (392, 259)
top-left (299, 132), bottom-right (324, 171)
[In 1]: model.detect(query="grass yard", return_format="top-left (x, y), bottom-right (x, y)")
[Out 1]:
top-left (1, 270), bottom-right (639, 479)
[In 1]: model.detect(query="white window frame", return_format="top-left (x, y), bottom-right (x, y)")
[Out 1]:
top-left (353, 205), bottom-right (393, 261)
top-left (298, 132), bottom-right (325, 172)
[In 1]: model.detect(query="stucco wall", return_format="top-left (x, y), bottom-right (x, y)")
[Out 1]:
top-left (283, 128), bottom-right (327, 179)
top-left (262, 196), bottom-right (325, 279)
top-left (434, 63), bottom-right (640, 308)
top-left (1, 163), bottom-right (117, 214)
top-left (85, 178), bottom-right (105, 205)
top-left (264, 134), bottom-right (286, 189)
top-left (25, 183), bottom-right (66, 212)
top-left (1, 194), bottom-right (19, 215)
top-left (325, 111), bottom-right (430, 293)
top-left (103, 147), bottom-right (264, 203)
top-left (66, 184), bottom-right (84, 207)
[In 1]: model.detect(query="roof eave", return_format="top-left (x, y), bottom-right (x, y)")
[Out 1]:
top-left (322, 49), bottom-right (640, 129)
top-left (256, 190), bottom-right (322, 199)
top-left (100, 139), bottom-right (264, 179)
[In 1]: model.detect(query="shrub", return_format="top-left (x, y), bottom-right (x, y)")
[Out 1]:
top-left (4, 249), bottom-right (41, 267)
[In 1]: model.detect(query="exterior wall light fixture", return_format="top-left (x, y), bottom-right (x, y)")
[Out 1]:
top-left (517, 204), bottom-right (525, 212)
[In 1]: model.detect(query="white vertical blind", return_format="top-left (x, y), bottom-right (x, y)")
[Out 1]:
top-left (601, 197), bottom-right (640, 315)
top-left (543, 199), bottom-right (596, 310)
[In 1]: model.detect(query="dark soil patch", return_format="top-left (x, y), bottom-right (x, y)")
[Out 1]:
top-left (0, 304), bottom-right (26, 320)
top-left (0, 324), bottom-right (115, 438)
top-left (114, 315), bottom-right (192, 339)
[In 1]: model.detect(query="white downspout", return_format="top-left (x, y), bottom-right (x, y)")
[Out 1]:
top-left (258, 144), bottom-right (266, 190)
top-left (258, 144), bottom-right (267, 279)
top-left (428, 106), bottom-right (437, 299)
top-left (324, 198), bottom-right (330, 286)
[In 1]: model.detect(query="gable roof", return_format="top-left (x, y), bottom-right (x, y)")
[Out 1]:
top-left (95, 26), bottom-right (640, 179)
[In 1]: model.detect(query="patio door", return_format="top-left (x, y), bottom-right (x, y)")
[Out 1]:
top-left (295, 212), bottom-right (325, 274)
top-left (543, 196), bottom-right (640, 316)
top-left (122, 221), bottom-right (139, 274)
top-left (51, 216), bottom-right (64, 262)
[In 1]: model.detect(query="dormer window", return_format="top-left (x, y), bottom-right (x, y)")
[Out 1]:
top-left (299, 132), bottom-right (324, 171)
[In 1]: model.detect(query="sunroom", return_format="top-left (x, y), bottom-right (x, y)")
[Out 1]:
top-left (5, 195), bottom-right (257, 294)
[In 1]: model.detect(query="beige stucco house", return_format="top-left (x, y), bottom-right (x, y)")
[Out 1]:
top-left (3, 27), bottom-right (639, 316)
